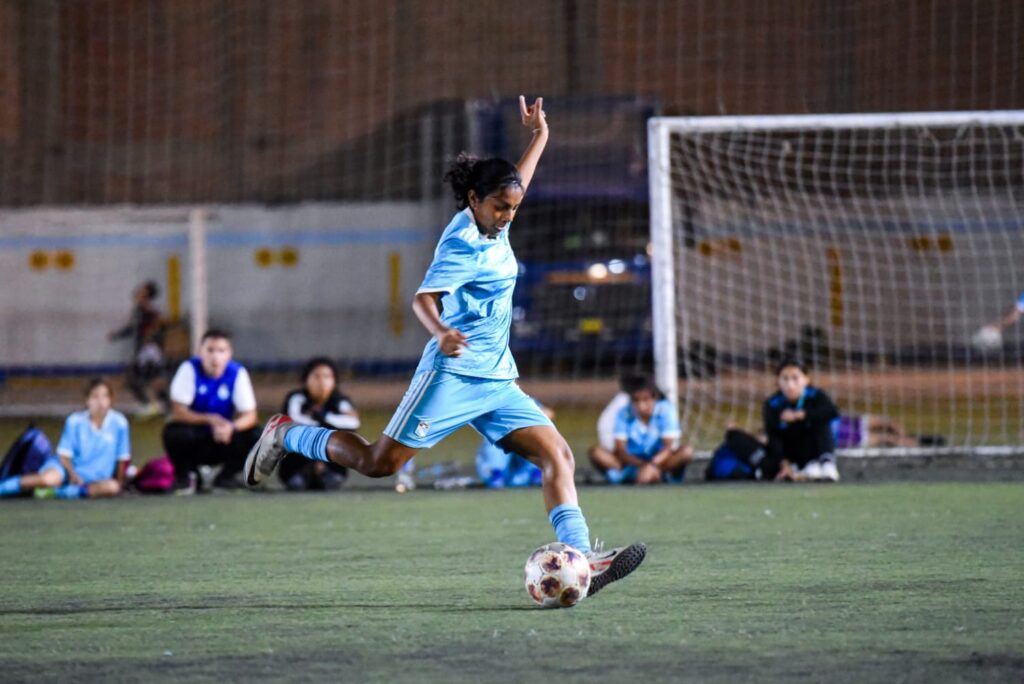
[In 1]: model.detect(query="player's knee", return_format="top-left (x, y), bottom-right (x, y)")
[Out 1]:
top-left (41, 469), bottom-right (63, 487)
top-left (542, 442), bottom-right (575, 474)
top-left (364, 452), bottom-right (403, 478)
top-left (91, 480), bottom-right (120, 497)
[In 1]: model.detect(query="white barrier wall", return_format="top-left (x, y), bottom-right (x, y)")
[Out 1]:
top-left (0, 203), bottom-right (444, 368)
top-left (675, 196), bottom-right (1024, 358)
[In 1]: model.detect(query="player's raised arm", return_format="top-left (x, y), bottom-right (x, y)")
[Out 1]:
top-left (515, 95), bottom-right (549, 194)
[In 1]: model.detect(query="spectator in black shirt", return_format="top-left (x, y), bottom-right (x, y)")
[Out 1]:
top-left (278, 358), bottom-right (358, 491)
top-left (763, 359), bottom-right (840, 482)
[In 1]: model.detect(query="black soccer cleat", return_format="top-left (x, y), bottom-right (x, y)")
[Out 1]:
top-left (585, 541), bottom-right (647, 597)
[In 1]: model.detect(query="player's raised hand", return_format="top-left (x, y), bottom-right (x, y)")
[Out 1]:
top-left (437, 328), bottom-right (469, 357)
top-left (519, 95), bottom-right (547, 135)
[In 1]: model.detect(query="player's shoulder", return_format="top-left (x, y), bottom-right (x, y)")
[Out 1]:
top-left (107, 410), bottom-right (130, 429)
top-left (766, 392), bottom-right (785, 408)
top-left (174, 358), bottom-right (198, 378)
top-left (806, 385), bottom-right (831, 400)
top-left (65, 410), bottom-right (89, 427)
top-left (440, 209), bottom-right (482, 247)
top-left (653, 399), bottom-right (676, 415)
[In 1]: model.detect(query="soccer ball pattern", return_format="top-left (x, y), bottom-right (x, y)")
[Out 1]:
top-left (523, 542), bottom-right (591, 608)
top-left (972, 325), bottom-right (1003, 353)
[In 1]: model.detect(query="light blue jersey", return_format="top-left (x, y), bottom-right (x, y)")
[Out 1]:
top-left (415, 208), bottom-right (518, 379)
top-left (613, 399), bottom-right (682, 460)
top-left (1016, 291), bottom-right (1024, 313)
top-left (55, 410), bottom-right (131, 483)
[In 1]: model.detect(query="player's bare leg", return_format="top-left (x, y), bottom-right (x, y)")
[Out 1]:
top-left (500, 425), bottom-right (646, 597)
top-left (499, 425), bottom-right (577, 512)
top-left (245, 414), bottom-right (418, 486)
top-left (587, 445), bottom-right (621, 475)
top-left (323, 433), bottom-right (418, 478)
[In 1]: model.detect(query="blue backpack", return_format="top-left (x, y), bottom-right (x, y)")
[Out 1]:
top-left (0, 425), bottom-right (53, 479)
top-left (706, 429), bottom-right (765, 481)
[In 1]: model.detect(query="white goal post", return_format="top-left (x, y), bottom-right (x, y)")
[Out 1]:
top-left (648, 111), bottom-right (1024, 452)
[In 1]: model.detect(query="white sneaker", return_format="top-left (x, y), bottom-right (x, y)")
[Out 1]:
top-left (395, 468), bottom-right (416, 493)
top-left (801, 460), bottom-right (824, 481)
top-left (244, 414), bottom-right (293, 487)
top-left (819, 460), bottom-right (840, 482)
top-left (585, 541), bottom-right (647, 597)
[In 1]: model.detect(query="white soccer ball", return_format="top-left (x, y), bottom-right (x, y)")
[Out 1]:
top-left (972, 325), bottom-right (1003, 352)
top-left (523, 542), bottom-right (591, 608)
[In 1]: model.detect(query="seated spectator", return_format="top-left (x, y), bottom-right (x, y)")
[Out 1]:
top-left (0, 379), bottom-right (130, 499)
top-left (763, 359), bottom-right (840, 482)
top-left (278, 357), bottom-right (357, 491)
top-left (589, 377), bottom-right (694, 485)
top-left (162, 329), bottom-right (259, 492)
top-left (587, 373), bottom-right (649, 470)
top-left (475, 400), bottom-right (553, 488)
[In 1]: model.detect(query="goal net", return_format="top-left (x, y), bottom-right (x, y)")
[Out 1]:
top-left (649, 112), bottom-right (1024, 452)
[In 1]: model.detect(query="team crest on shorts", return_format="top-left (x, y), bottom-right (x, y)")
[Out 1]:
top-left (415, 421), bottom-right (430, 438)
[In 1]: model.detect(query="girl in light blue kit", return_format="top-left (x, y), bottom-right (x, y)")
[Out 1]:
top-left (245, 96), bottom-right (645, 596)
top-left (590, 377), bottom-right (694, 485)
top-left (0, 379), bottom-right (131, 499)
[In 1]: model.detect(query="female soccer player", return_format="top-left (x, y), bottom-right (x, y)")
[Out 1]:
top-left (246, 95), bottom-right (645, 596)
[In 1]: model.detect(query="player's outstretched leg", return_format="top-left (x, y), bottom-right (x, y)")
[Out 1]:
top-left (500, 425), bottom-right (646, 597)
top-left (245, 414), bottom-right (417, 487)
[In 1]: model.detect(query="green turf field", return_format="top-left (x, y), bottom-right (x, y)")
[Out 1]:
top-left (2, 483), bottom-right (1022, 682)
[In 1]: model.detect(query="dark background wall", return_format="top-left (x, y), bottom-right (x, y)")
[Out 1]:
top-left (0, 0), bottom-right (1019, 205)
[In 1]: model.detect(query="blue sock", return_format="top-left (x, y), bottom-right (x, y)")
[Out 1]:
top-left (548, 503), bottom-right (592, 554)
top-left (55, 484), bottom-right (87, 499)
top-left (0, 476), bottom-right (22, 497)
top-left (283, 426), bottom-right (333, 463)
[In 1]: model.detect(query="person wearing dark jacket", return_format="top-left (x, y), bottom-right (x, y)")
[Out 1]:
top-left (277, 358), bottom-right (359, 491)
top-left (763, 359), bottom-right (840, 482)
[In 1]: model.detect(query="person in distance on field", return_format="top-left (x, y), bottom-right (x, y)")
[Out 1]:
top-left (0, 379), bottom-right (131, 499)
top-left (277, 357), bottom-right (358, 491)
top-left (971, 289), bottom-right (1024, 351)
top-left (109, 280), bottom-right (167, 415)
top-left (162, 329), bottom-right (259, 493)
top-left (245, 95), bottom-right (646, 597)
top-left (762, 359), bottom-right (840, 482)
top-left (589, 376), bottom-right (693, 485)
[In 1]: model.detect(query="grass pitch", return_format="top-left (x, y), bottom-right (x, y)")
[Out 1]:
top-left (1, 483), bottom-right (1022, 682)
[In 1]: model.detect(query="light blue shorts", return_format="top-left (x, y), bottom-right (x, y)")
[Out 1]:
top-left (384, 371), bottom-right (553, 449)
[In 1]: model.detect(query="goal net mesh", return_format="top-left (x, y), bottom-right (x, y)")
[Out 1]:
top-left (653, 114), bottom-right (1024, 450)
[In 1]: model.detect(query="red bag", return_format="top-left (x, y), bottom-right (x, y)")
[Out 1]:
top-left (132, 455), bottom-right (176, 493)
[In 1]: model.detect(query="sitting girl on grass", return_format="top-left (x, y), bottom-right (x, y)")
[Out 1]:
top-left (0, 379), bottom-right (131, 499)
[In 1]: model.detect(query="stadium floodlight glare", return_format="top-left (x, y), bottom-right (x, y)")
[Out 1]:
top-left (648, 111), bottom-right (1024, 453)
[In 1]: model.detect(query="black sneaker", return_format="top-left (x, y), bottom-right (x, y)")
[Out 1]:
top-left (586, 541), bottom-right (647, 596)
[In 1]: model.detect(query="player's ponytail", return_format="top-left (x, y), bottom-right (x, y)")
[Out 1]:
top-left (443, 153), bottom-right (522, 209)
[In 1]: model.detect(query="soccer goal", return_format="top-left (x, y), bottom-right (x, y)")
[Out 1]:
top-left (648, 111), bottom-right (1024, 454)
